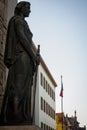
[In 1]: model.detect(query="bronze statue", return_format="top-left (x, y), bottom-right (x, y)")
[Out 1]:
top-left (0, 1), bottom-right (40, 125)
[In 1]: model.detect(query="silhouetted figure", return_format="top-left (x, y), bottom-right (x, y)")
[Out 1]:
top-left (1, 1), bottom-right (39, 125)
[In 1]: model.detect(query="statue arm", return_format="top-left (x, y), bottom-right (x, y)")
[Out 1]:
top-left (15, 18), bottom-right (36, 62)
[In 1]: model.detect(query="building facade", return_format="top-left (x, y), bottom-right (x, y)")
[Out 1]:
top-left (56, 111), bottom-right (86, 130)
top-left (56, 113), bottom-right (65, 130)
top-left (34, 51), bottom-right (57, 130)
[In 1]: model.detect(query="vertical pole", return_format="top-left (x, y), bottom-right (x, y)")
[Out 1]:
top-left (32, 45), bottom-right (40, 124)
top-left (61, 97), bottom-right (63, 130)
top-left (61, 75), bottom-right (63, 130)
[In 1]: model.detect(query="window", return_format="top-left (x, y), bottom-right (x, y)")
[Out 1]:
top-left (49, 126), bottom-right (51, 130)
top-left (44, 77), bottom-right (45, 89)
top-left (50, 88), bottom-right (52, 97)
top-left (41, 97), bottom-right (43, 110)
top-left (48, 105), bottom-right (50, 116)
top-left (50, 107), bottom-right (52, 118)
top-left (46, 80), bottom-right (48, 92)
top-left (44, 100), bottom-right (45, 112)
top-left (41, 122), bottom-right (43, 129)
top-left (44, 123), bottom-right (45, 130)
top-left (40, 73), bottom-right (43, 86)
top-left (54, 92), bottom-right (55, 101)
top-left (46, 102), bottom-right (48, 114)
top-left (49, 86), bottom-right (51, 97)
top-left (47, 125), bottom-right (48, 130)
top-left (53, 110), bottom-right (55, 120)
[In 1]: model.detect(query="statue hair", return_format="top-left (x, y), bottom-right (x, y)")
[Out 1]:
top-left (14, 1), bottom-right (31, 15)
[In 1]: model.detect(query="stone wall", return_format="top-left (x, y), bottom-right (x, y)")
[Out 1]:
top-left (0, 0), bottom-right (17, 112)
top-left (7, 0), bottom-right (17, 23)
top-left (0, 0), bottom-right (8, 112)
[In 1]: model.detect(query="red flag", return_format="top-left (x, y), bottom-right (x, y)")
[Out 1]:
top-left (60, 76), bottom-right (63, 97)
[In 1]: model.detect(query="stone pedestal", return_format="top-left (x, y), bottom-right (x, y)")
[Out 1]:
top-left (0, 125), bottom-right (42, 130)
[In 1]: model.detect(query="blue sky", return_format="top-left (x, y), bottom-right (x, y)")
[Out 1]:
top-left (18, 0), bottom-right (87, 127)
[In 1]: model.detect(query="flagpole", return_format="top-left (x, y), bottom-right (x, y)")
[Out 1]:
top-left (61, 75), bottom-right (63, 130)
top-left (61, 96), bottom-right (63, 130)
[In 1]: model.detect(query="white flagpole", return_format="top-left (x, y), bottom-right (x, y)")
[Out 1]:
top-left (61, 75), bottom-right (63, 130)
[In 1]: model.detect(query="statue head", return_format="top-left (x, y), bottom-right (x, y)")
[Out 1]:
top-left (14, 1), bottom-right (31, 17)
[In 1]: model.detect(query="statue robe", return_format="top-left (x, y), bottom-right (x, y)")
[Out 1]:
top-left (1, 15), bottom-right (35, 124)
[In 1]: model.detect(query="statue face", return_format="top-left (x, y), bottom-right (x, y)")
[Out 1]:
top-left (21, 3), bottom-right (31, 17)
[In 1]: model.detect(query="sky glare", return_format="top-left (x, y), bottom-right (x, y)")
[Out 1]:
top-left (18, 0), bottom-right (87, 127)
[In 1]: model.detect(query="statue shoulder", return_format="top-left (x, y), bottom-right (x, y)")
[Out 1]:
top-left (7, 16), bottom-right (21, 28)
top-left (14, 16), bottom-right (24, 25)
